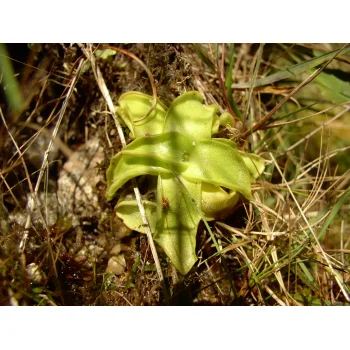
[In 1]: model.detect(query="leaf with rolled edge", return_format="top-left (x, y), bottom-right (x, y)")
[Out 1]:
top-left (163, 91), bottom-right (220, 141)
top-left (154, 174), bottom-right (201, 275)
top-left (214, 138), bottom-right (265, 181)
top-left (116, 200), bottom-right (158, 234)
top-left (117, 91), bottom-right (168, 139)
top-left (106, 131), bottom-right (253, 201)
top-left (105, 132), bottom-right (190, 200)
top-left (213, 138), bottom-right (238, 148)
top-left (201, 183), bottom-right (239, 221)
top-left (182, 138), bottom-right (253, 199)
top-left (219, 112), bottom-right (235, 127)
top-left (237, 151), bottom-right (266, 182)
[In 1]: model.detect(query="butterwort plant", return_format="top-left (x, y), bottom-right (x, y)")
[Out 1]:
top-left (106, 91), bottom-right (265, 274)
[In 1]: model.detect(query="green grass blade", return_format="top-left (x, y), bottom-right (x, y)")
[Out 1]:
top-left (225, 44), bottom-right (242, 120)
top-left (292, 294), bottom-right (332, 306)
top-left (244, 43), bottom-right (265, 126)
top-left (314, 71), bottom-right (350, 104)
top-left (297, 259), bottom-right (320, 292)
top-left (0, 43), bottom-right (24, 113)
top-left (192, 44), bottom-right (216, 72)
top-left (318, 187), bottom-right (350, 241)
top-left (231, 46), bottom-right (350, 89)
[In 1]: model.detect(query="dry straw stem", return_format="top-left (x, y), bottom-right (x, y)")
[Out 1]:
top-left (78, 44), bottom-right (168, 302)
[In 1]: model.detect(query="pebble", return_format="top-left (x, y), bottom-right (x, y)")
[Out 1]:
top-left (26, 263), bottom-right (44, 284)
top-left (105, 255), bottom-right (126, 276)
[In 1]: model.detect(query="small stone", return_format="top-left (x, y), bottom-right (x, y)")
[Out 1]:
top-left (88, 245), bottom-right (104, 256)
top-left (106, 255), bottom-right (126, 276)
top-left (26, 263), bottom-right (44, 283)
top-left (57, 136), bottom-right (104, 226)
